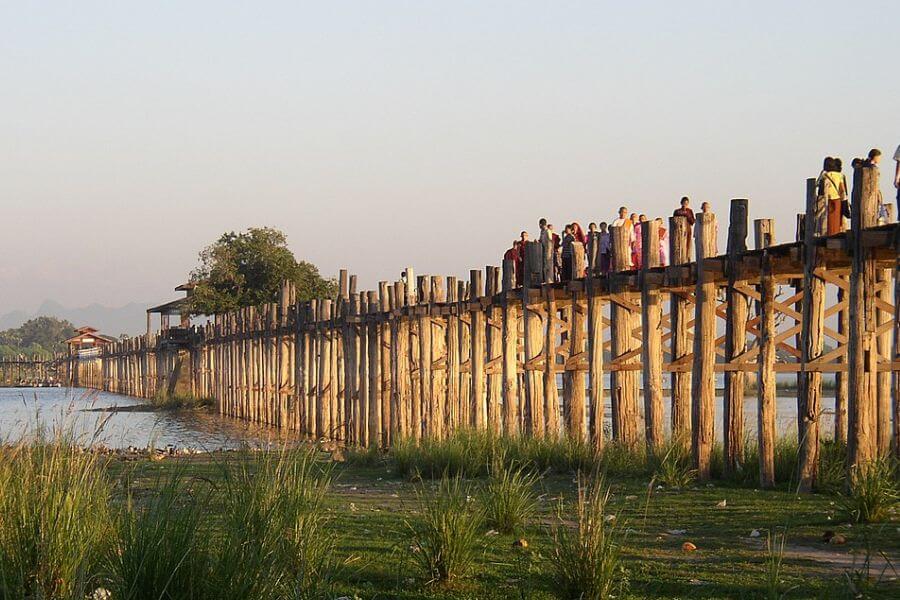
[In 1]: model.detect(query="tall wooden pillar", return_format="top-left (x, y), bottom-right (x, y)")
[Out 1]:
top-left (691, 212), bottom-right (718, 479)
top-left (366, 291), bottom-right (381, 446)
top-left (430, 276), bottom-right (447, 439)
top-left (522, 241), bottom-right (545, 437)
top-left (876, 205), bottom-right (895, 455)
top-left (587, 275), bottom-right (605, 450)
top-left (641, 219), bottom-right (664, 452)
top-left (758, 246), bottom-right (777, 488)
top-left (799, 181), bottom-right (826, 490)
top-left (567, 244), bottom-right (587, 441)
top-left (417, 276), bottom-right (433, 438)
top-left (610, 225), bottom-right (639, 447)
top-left (669, 216), bottom-right (693, 444)
top-left (501, 261), bottom-right (520, 436)
top-left (486, 267), bottom-right (504, 435)
top-left (445, 277), bottom-right (460, 434)
top-left (848, 164), bottom-right (880, 471)
top-left (724, 199), bottom-right (749, 476)
top-left (470, 270), bottom-right (487, 430)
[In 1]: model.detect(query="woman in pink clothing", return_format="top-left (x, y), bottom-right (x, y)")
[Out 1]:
top-left (657, 218), bottom-right (669, 266)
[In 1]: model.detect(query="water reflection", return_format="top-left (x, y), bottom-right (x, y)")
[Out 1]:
top-left (0, 387), bottom-right (301, 450)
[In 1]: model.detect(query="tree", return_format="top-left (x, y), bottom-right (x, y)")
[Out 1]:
top-left (0, 316), bottom-right (75, 357)
top-left (188, 227), bottom-right (336, 315)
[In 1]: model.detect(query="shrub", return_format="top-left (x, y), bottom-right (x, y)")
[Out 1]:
top-left (210, 447), bottom-right (340, 599)
top-left (651, 438), bottom-right (696, 489)
top-left (0, 436), bottom-right (112, 600)
top-left (548, 475), bottom-right (626, 600)
top-left (108, 471), bottom-right (209, 600)
top-left (481, 455), bottom-right (539, 535)
top-left (839, 459), bottom-right (899, 523)
top-left (817, 439), bottom-right (847, 492)
top-left (392, 431), bottom-right (496, 479)
top-left (599, 442), bottom-right (647, 479)
top-left (408, 474), bottom-right (483, 584)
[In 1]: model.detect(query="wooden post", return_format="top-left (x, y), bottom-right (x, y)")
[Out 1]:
top-left (609, 225), bottom-right (639, 447)
top-left (798, 181), bottom-right (826, 490)
top-left (893, 224), bottom-right (899, 454)
top-left (568, 245), bottom-right (587, 441)
top-left (357, 294), bottom-right (369, 446)
top-left (669, 215), bottom-right (693, 445)
top-left (758, 246), bottom-right (777, 489)
top-left (378, 282), bottom-right (392, 446)
top-left (641, 219), bottom-right (664, 452)
top-left (544, 286), bottom-right (559, 437)
top-left (430, 276), bottom-right (447, 439)
top-left (445, 277), bottom-right (460, 434)
top-left (876, 205), bottom-right (895, 455)
top-left (691, 212), bottom-right (718, 479)
top-left (848, 164), bottom-right (880, 471)
top-left (418, 276), bottom-right (434, 437)
top-left (587, 274), bottom-right (604, 450)
top-left (724, 199), bottom-right (749, 476)
top-left (470, 269), bottom-right (487, 430)
top-left (522, 241), bottom-right (545, 436)
top-left (835, 277), bottom-right (850, 444)
top-left (486, 267), bottom-right (503, 435)
top-left (366, 291), bottom-right (381, 446)
top-left (501, 267), bottom-right (520, 436)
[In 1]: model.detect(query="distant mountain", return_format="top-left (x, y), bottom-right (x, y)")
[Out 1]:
top-left (0, 300), bottom-right (151, 337)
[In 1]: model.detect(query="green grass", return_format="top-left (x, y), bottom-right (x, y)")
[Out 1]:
top-left (151, 390), bottom-right (215, 410)
top-left (481, 453), bottom-right (539, 535)
top-left (0, 433), bottom-right (112, 600)
top-left (408, 474), bottom-right (484, 584)
top-left (549, 474), bottom-right (626, 600)
top-left (0, 430), bottom-right (898, 599)
top-left (839, 458), bottom-right (899, 523)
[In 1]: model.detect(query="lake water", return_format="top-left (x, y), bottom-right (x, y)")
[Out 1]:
top-left (0, 386), bottom-right (829, 449)
top-left (0, 387), bottom-right (297, 450)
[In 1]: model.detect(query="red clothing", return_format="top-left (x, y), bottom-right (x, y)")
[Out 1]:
top-left (572, 222), bottom-right (587, 245)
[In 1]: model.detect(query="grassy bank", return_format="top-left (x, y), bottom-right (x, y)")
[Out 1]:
top-left (1, 431), bottom-right (897, 599)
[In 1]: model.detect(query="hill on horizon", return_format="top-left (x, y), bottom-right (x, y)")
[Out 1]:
top-left (0, 299), bottom-right (151, 337)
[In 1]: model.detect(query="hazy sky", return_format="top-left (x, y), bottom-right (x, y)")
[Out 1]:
top-left (2, 1), bottom-right (898, 314)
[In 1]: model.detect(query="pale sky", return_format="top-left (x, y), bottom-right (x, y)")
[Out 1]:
top-left (2, 1), bottom-right (898, 314)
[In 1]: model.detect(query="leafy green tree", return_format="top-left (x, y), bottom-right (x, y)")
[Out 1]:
top-left (188, 227), bottom-right (336, 315)
top-left (0, 316), bottom-right (75, 357)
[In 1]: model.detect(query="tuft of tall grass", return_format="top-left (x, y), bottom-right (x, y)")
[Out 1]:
top-left (0, 434), bottom-right (112, 600)
top-left (598, 442), bottom-right (647, 479)
top-left (108, 471), bottom-right (209, 600)
top-left (389, 430), bottom-right (608, 480)
top-left (392, 431), bottom-right (497, 479)
top-left (408, 474), bottom-right (484, 584)
top-left (344, 443), bottom-right (384, 467)
top-left (210, 447), bottom-right (340, 599)
top-left (548, 475), bottom-right (626, 600)
top-left (817, 439), bottom-right (847, 492)
top-left (838, 459), bottom-right (899, 523)
top-left (481, 454), bottom-right (539, 535)
top-left (151, 390), bottom-right (214, 410)
top-left (650, 438), bottom-right (696, 489)
top-left (764, 528), bottom-right (789, 600)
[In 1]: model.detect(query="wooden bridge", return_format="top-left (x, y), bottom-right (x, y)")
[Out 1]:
top-left (0, 357), bottom-right (62, 387)
top-left (56, 166), bottom-right (898, 488)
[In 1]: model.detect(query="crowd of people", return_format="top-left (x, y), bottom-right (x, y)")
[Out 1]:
top-left (817, 147), bottom-right (897, 235)
top-left (502, 198), bottom-right (714, 284)
top-left (502, 144), bottom-right (900, 285)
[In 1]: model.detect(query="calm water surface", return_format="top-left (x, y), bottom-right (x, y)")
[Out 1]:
top-left (0, 387), bottom-right (298, 449)
top-left (1, 385), bottom-right (832, 449)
